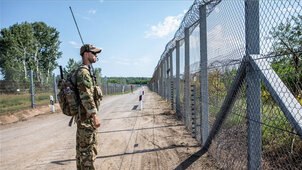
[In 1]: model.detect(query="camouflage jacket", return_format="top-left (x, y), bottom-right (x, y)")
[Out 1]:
top-left (76, 64), bottom-right (97, 121)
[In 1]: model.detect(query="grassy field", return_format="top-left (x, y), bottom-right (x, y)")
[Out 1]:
top-left (0, 89), bottom-right (135, 114)
top-left (0, 93), bottom-right (52, 114)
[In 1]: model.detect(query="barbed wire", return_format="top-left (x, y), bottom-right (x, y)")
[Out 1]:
top-left (154, 0), bottom-right (222, 76)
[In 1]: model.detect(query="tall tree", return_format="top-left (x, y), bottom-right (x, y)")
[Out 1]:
top-left (269, 15), bottom-right (302, 97)
top-left (63, 58), bottom-right (81, 76)
top-left (0, 22), bottom-right (62, 84)
top-left (32, 22), bottom-right (62, 84)
top-left (0, 22), bottom-right (34, 81)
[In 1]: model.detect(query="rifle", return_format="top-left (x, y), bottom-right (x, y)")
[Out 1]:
top-left (57, 65), bottom-right (65, 90)
top-left (59, 66), bottom-right (64, 79)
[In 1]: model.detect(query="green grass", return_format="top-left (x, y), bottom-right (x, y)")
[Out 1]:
top-left (0, 92), bottom-right (52, 114)
top-left (0, 88), bottom-right (134, 114)
top-left (208, 93), bottom-right (297, 149)
top-left (261, 104), bottom-right (294, 147)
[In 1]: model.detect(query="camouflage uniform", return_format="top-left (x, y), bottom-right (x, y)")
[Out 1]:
top-left (76, 64), bottom-right (98, 170)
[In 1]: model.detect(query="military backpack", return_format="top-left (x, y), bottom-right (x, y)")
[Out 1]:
top-left (57, 65), bottom-right (103, 125)
top-left (57, 66), bottom-right (86, 117)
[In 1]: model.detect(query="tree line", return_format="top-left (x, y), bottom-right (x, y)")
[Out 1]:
top-left (105, 77), bottom-right (150, 85)
top-left (63, 58), bottom-right (150, 85)
top-left (0, 22), bottom-right (62, 84)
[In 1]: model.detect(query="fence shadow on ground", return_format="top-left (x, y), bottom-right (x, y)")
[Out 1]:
top-left (173, 147), bottom-right (208, 170)
top-left (100, 113), bottom-right (173, 121)
top-left (98, 124), bottom-right (184, 134)
top-left (50, 144), bottom-right (200, 165)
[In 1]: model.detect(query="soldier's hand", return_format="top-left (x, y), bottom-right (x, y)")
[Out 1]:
top-left (92, 113), bottom-right (101, 128)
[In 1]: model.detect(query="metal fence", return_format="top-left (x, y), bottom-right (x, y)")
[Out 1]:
top-left (101, 83), bottom-right (135, 95)
top-left (149, 0), bottom-right (302, 169)
top-left (0, 69), bottom-right (56, 112)
top-left (0, 69), bottom-right (134, 112)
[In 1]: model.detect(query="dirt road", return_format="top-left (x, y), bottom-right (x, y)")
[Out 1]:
top-left (0, 87), bottom-right (218, 170)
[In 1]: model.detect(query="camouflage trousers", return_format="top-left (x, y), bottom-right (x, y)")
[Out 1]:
top-left (76, 117), bottom-right (98, 170)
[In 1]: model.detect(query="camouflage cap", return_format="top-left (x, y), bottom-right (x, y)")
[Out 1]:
top-left (80, 44), bottom-right (102, 56)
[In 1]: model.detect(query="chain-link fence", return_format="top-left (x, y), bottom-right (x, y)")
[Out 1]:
top-left (101, 83), bottom-right (136, 95)
top-left (0, 69), bottom-right (56, 113)
top-left (0, 69), bottom-right (135, 113)
top-left (149, 0), bottom-right (302, 169)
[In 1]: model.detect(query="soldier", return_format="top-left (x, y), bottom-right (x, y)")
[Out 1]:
top-left (76, 44), bottom-right (102, 170)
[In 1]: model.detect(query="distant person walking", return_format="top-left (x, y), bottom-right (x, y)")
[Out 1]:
top-left (76, 44), bottom-right (102, 170)
top-left (131, 84), bottom-right (133, 93)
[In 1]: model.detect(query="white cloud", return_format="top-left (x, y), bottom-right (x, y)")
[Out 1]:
top-left (189, 35), bottom-right (199, 49)
top-left (75, 13), bottom-right (91, 21)
top-left (108, 56), bottom-right (152, 66)
top-left (207, 24), bottom-right (244, 60)
top-left (208, 25), bottom-right (224, 50)
top-left (100, 55), bottom-right (155, 77)
top-left (100, 59), bottom-right (109, 64)
top-left (69, 41), bottom-right (81, 48)
top-left (88, 9), bottom-right (96, 15)
top-left (109, 56), bottom-right (132, 66)
top-left (135, 56), bottom-right (152, 65)
top-left (144, 12), bottom-right (185, 38)
top-left (190, 27), bottom-right (200, 49)
top-left (81, 16), bottom-right (91, 21)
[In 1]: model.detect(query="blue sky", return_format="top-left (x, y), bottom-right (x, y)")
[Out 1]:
top-left (1, 0), bottom-right (193, 77)
top-left (2, 0), bottom-right (300, 78)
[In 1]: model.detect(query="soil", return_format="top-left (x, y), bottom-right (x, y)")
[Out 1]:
top-left (0, 103), bottom-right (61, 125)
top-left (0, 87), bottom-right (218, 170)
